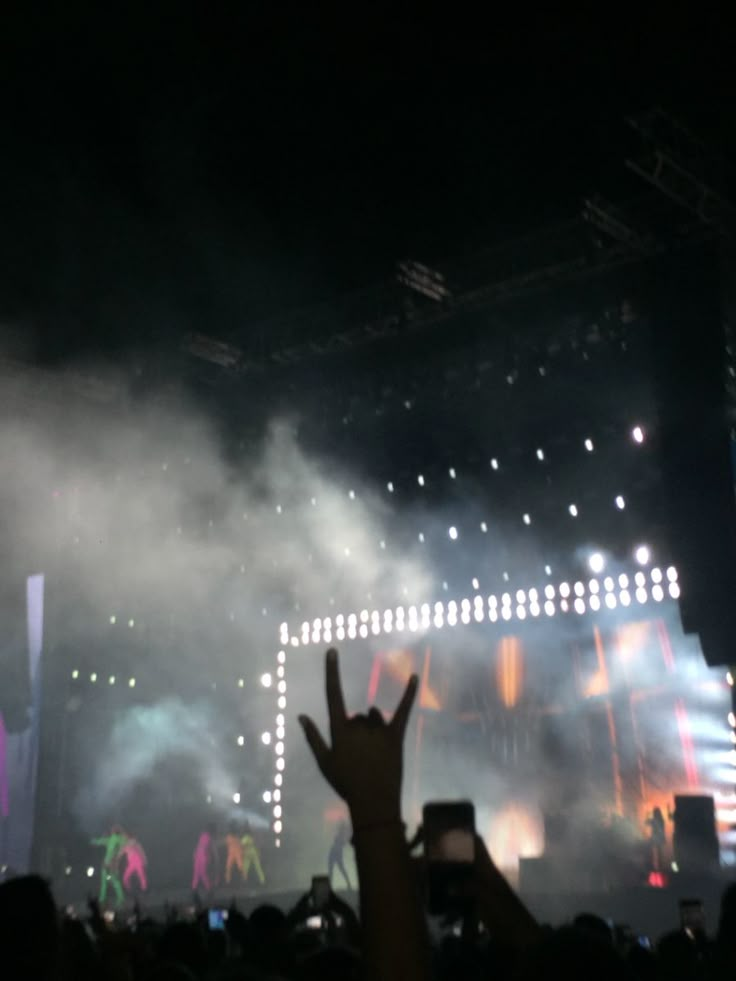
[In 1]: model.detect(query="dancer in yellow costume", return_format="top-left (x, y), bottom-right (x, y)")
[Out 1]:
top-left (241, 822), bottom-right (265, 884)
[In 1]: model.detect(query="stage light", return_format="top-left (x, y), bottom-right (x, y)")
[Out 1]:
top-left (274, 820), bottom-right (282, 833)
top-left (448, 526), bottom-right (458, 540)
top-left (544, 601), bottom-right (555, 616)
top-left (275, 839), bottom-right (281, 848)
top-left (360, 609), bottom-right (368, 622)
top-left (277, 666), bottom-right (285, 679)
top-left (109, 615), bottom-right (116, 625)
top-left (273, 805), bottom-right (282, 818)
top-left (632, 425), bottom-right (645, 443)
top-left (233, 793), bottom-right (241, 804)
top-left (530, 602), bottom-right (541, 617)
top-left (589, 579), bottom-right (600, 594)
top-left (574, 582), bottom-right (584, 597)
top-left (605, 593), bottom-right (617, 609)
top-left (336, 627), bottom-right (345, 640)
top-left (634, 571), bottom-right (645, 587)
top-left (275, 742), bottom-right (284, 756)
top-left (568, 504), bottom-right (578, 517)
top-left (545, 584), bottom-right (555, 599)
top-left (545, 565), bottom-right (552, 576)
top-left (620, 591), bottom-right (631, 607)
top-left (490, 458), bottom-right (499, 470)
top-left (729, 712), bottom-right (735, 727)
top-left (273, 789), bottom-right (281, 802)
top-left (90, 673), bottom-right (97, 683)
top-left (501, 593), bottom-right (511, 607)
top-left (262, 791), bottom-right (272, 804)
top-left (71, 669), bottom-right (79, 679)
top-left (489, 609), bottom-right (498, 622)
top-left (488, 594), bottom-right (498, 608)
top-left (560, 582), bottom-right (570, 598)
top-left (472, 578), bottom-right (479, 590)
top-left (523, 513), bottom-right (531, 525)
top-left (417, 474), bottom-right (425, 487)
top-left (636, 588), bottom-right (647, 604)
top-left (311, 497), bottom-right (317, 506)
top-left (87, 867), bottom-right (94, 878)
top-left (237, 735), bottom-right (245, 746)
top-left (667, 566), bottom-right (678, 582)
top-left (238, 678), bottom-right (244, 687)
top-left (652, 584), bottom-right (664, 602)
top-left (574, 598), bottom-right (585, 615)
top-left (129, 678), bottom-right (135, 688)
top-left (276, 714), bottom-right (285, 727)
top-left (604, 577), bottom-right (614, 592)
top-left (275, 773), bottom-right (283, 787)
top-left (128, 619), bottom-right (135, 628)
top-left (502, 607), bottom-right (512, 621)
top-left (560, 599), bottom-right (569, 612)
top-left (108, 676), bottom-right (115, 685)
top-left (590, 595), bottom-right (601, 611)
top-left (65, 866), bottom-right (71, 876)
top-left (261, 732), bottom-right (272, 745)
top-left (434, 615), bottom-right (444, 628)
top-left (516, 589), bottom-right (526, 603)
top-left (727, 671), bottom-right (733, 686)
top-left (348, 489), bottom-right (355, 500)
top-left (480, 521), bottom-right (488, 532)
top-left (584, 438), bottom-right (594, 452)
top-left (261, 673), bottom-right (272, 688)
top-left (336, 614), bottom-right (344, 626)
top-left (461, 611), bottom-right (470, 624)
top-left (379, 540), bottom-right (386, 550)
top-left (615, 495), bottom-right (626, 510)
top-left (635, 545), bottom-right (651, 565)
top-left (387, 481), bottom-right (394, 493)
top-left (418, 532), bottom-right (425, 542)
top-left (449, 467), bottom-right (456, 478)
top-left (348, 626), bottom-right (357, 639)
top-left (536, 448), bottom-right (545, 461)
top-left (474, 608), bottom-right (484, 622)
top-left (276, 758), bottom-right (285, 771)
top-left (421, 603), bottom-right (430, 617)
top-left (589, 553), bottom-right (605, 573)
top-left (651, 568), bottom-right (663, 583)
top-left (618, 574), bottom-right (629, 588)
top-left (359, 624), bottom-right (369, 637)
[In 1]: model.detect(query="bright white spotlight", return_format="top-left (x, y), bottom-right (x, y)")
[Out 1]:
top-left (668, 582), bottom-right (681, 599)
top-left (129, 677), bottom-right (136, 688)
top-left (448, 526), bottom-right (458, 540)
top-left (237, 735), bottom-right (245, 746)
top-left (233, 792), bottom-right (241, 804)
top-left (574, 598), bottom-right (585, 615)
top-left (545, 565), bottom-right (552, 576)
top-left (261, 732), bottom-right (271, 745)
top-left (536, 448), bottom-right (545, 461)
top-left (667, 566), bottom-right (678, 582)
top-left (568, 504), bottom-right (578, 517)
top-left (516, 589), bottom-right (526, 603)
top-left (273, 805), bottom-right (282, 819)
top-left (584, 438), bottom-right (594, 452)
top-left (387, 481), bottom-right (394, 493)
top-left (589, 579), bottom-right (599, 594)
top-left (574, 582), bottom-right (584, 597)
top-left (262, 791), bottom-right (272, 804)
top-left (589, 553), bottom-right (605, 574)
top-left (559, 582), bottom-right (570, 598)
top-left (87, 867), bottom-right (95, 878)
top-left (276, 757), bottom-right (285, 771)
top-left (522, 513), bottom-right (531, 525)
top-left (636, 587), bottom-right (647, 604)
top-left (635, 545), bottom-right (651, 566)
top-left (109, 615), bottom-right (116, 625)
top-left (590, 595), bottom-right (601, 611)
top-left (545, 584), bottom-right (555, 599)
top-left (615, 495), bottom-right (626, 510)
top-left (449, 467), bottom-right (456, 479)
top-left (472, 578), bottom-right (479, 590)
top-left (651, 568), bottom-right (663, 583)
top-left (544, 601), bottom-right (555, 616)
top-left (275, 741), bottom-right (284, 756)
top-left (652, 584), bottom-right (664, 602)
top-left (480, 521), bottom-right (488, 532)
top-left (618, 574), bottom-right (629, 588)
top-left (620, 590), bottom-right (631, 607)
top-left (632, 425), bottom-right (645, 443)
top-left (417, 474), bottom-right (425, 486)
top-left (260, 673), bottom-right (273, 688)
top-left (90, 673), bottom-right (97, 683)
top-left (274, 820), bottom-right (283, 833)
top-left (490, 458), bottom-right (499, 470)
top-left (605, 593), bottom-right (617, 609)
top-left (71, 669), bottom-right (79, 679)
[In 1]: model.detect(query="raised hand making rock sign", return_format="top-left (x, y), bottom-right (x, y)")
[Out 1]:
top-left (298, 647), bottom-right (418, 829)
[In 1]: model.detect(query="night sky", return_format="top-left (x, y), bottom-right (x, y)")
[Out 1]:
top-left (0, 5), bottom-right (731, 360)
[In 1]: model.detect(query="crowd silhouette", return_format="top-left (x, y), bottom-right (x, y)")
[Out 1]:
top-left (1, 647), bottom-right (734, 981)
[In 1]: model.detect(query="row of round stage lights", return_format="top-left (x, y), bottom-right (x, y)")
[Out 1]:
top-left (281, 567), bottom-right (679, 646)
top-left (257, 649), bottom-right (288, 845)
top-left (70, 668), bottom-right (136, 687)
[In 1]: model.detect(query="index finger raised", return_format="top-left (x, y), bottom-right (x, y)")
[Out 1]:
top-left (325, 647), bottom-right (347, 734)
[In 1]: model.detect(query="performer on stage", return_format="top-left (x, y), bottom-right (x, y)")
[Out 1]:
top-left (192, 826), bottom-right (216, 893)
top-left (224, 824), bottom-right (245, 884)
top-left (121, 834), bottom-right (148, 893)
top-left (327, 821), bottom-right (352, 890)
top-left (645, 806), bottom-right (666, 870)
top-left (91, 826), bottom-right (126, 907)
top-left (241, 823), bottom-right (265, 884)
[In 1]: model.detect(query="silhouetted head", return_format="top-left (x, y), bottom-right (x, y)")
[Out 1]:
top-left (0, 875), bottom-right (59, 980)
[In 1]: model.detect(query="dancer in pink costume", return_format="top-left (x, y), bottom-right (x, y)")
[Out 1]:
top-left (192, 826), bottom-right (215, 892)
top-left (121, 835), bottom-right (148, 892)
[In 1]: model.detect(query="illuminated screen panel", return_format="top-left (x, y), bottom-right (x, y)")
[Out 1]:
top-left (279, 595), bottom-right (732, 886)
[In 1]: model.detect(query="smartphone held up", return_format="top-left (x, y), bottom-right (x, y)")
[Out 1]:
top-left (423, 800), bottom-right (476, 916)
